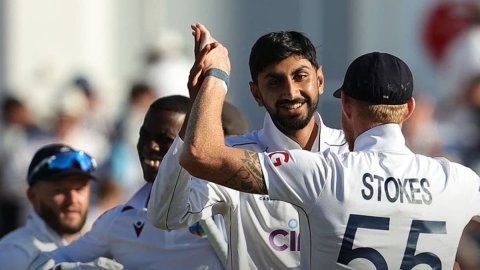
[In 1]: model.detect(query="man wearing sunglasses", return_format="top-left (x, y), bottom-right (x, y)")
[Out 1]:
top-left (0, 144), bottom-right (97, 269)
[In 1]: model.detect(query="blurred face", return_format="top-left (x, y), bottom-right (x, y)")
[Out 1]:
top-left (468, 83), bottom-right (480, 108)
top-left (250, 55), bottom-right (323, 134)
top-left (137, 109), bottom-right (185, 182)
top-left (28, 176), bottom-right (90, 236)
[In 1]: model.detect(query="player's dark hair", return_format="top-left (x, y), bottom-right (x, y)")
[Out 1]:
top-left (249, 31), bottom-right (318, 82)
top-left (149, 95), bottom-right (189, 114)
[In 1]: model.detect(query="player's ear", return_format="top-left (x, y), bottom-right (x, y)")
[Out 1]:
top-left (316, 66), bottom-right (324, 96)
top-left (403, 97), bottom-right (416, 121)
top-left (26, 187), bottom-right (35, 204)
top-left (341, 93), bottom-right (353, 119)
top-left (250, 81), bottom-right (264, 107)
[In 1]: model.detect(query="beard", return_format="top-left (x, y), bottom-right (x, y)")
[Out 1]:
top-left (268, 96), bottom-right (318, 134)
top-left (37, 200), bottom-right (87, 235)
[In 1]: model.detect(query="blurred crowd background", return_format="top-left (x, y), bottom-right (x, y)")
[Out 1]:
top-left (0, 0), bottom-right (480, 268)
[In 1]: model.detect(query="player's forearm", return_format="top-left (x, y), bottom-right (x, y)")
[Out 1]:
top-left (180, 76), bottom-right (226, 180)
top-left (180, 76), bottom-right (267, 194)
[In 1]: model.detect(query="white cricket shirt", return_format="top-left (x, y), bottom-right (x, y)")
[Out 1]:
top-left (48, 183), bottom-right (223, 270)
top-left (261, 123), bottom-right (480, 269)
top-left (0, 213), bottom-right (69, 269)
top-left (148, 113), bottom-right (347, 270)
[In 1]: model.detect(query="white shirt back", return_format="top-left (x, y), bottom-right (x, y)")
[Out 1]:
top-left (262, 124), bottom-right (480, 269)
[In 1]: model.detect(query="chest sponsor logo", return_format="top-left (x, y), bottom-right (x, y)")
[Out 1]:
top-left (133, 221), bottom-right (145, 237)
top-left (268, 218), bottom-right (300, 251)
top-left (268, 151), bottom-right (290, 167)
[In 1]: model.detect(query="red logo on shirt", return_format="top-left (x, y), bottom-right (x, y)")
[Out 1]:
top-left (268, 151), bottom-right (289, 167)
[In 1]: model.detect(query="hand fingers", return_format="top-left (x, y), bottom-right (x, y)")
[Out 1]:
top-left (191, 24), bottom-right (201, 58)
top-left (188, 43), bottom-right (214, 89)
top-left (198, 23), bottom-right (215, 51)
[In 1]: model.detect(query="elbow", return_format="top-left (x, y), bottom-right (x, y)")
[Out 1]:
top-left (179, 145), bottom-right (206, 179)
top-left (146, 209), bottom-right (166, 230)
top-left (147, 208), bottom-right (189, 231)
top-left (147, 210), bottom-right (178, 231)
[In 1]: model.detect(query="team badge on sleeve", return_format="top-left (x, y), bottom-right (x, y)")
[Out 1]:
top-left (189, 221), bottom-right (207, 238)
top-left (268, 151), bottom-right (290, 167)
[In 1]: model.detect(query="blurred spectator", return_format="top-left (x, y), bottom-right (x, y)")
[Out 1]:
top-left (0, 94), bottom-right (53, 235)
top-left (402, 95), bottom-right (444, 157)
top-left (436, 74), bottom-right (480, 269)
top-left (109, 82), bottom-right (157, 198)
top-left (437, 74), bottom-right (480, 166)
top-left (52, 85), bottom-right (111, 168)
top-left (72, 75), bottom-right (114, 139)
top-left (437, 3), bottom-right (480, 102)
top-left (144, 29), bottom-right (191, 98)
top-left (461, 75), bottom-right (480, 167)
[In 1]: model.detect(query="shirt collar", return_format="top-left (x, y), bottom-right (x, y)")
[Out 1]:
top-left (353, 123), bottom-right (412, 154)
top-left (126, 182), bottom-right (152, 209)
top-left (259, 112), bottom-right (323, 151)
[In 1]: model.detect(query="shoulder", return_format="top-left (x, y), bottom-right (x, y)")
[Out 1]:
top-left (320, 124), bottom-right (348, 154)
top-left (90, 204), bottom-right (126, 229)
top-left (435, 157), bottom-right (480, 179)
top-left (0, 227), bottom-right (47, 266)
top-left (225, 131), bottom-right (263, 150)
top-left (0, 226), bottom-right (35, 249)
top-left (0, 245), bottom-right (30, 268)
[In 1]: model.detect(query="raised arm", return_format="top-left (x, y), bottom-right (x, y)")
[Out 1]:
top-left (148, 24), bottom-right (232, 229)
top-left (179, 24), bottom-right (267, 195)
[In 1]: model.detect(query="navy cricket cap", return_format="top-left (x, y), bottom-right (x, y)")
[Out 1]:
top-left (333, 52), bottom-right (413, 105)
top-left (27, 143), bottom-right (97, 186)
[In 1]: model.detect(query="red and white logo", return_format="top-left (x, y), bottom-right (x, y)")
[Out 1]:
top-left (268, 151), bottom-right (290, 167)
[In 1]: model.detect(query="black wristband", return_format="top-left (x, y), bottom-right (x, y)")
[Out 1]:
top-left (204, 68), bottom-right (229, 89)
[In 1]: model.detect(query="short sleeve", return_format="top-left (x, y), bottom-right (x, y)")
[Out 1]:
top-left (259, 149), bottom-right (331, 212)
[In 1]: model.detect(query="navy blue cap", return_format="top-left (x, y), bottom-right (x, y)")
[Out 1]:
top-left (27, 143), bottom-right (96, 186)
top-left (334, 52), bottom-right (413, 105)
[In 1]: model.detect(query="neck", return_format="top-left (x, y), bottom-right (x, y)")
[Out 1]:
top-left (62, 232), bottom-right (81, 244)
top-left (285, 119), bottom-right (318, 150)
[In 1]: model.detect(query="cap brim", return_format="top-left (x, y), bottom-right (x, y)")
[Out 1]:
top-left (36, 169), bottom-right (96, 184)
top-left (333, 88), bottom-right (342, 98)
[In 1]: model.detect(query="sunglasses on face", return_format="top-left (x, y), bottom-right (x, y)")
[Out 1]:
top-left (28, 151), bottom-right (97, 185)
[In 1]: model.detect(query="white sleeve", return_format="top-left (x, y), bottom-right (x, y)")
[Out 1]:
top-left (147, 136), bottom-right (233, 230)
top-left (453, 163), bottom-right (480, 218)
top-left (259, 149), bottom-right (331, 212)
top-left (49, 208), bottom-right (116, 263)
top-left (0, 244), bottom-right (31, 269)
